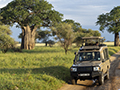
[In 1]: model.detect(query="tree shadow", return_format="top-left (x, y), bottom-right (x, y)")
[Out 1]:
top-left (21, 47), bottom-right (64, 54)
top-left (0, 66), bottom-right (70, 83)
top-left (20, 46), bottom-right (78, 54)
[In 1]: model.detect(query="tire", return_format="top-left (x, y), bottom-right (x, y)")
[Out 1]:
top-left (98, 72), bottom-right (104, 85)
top-left (71, 78), bottom-right (77, 85)
top-left (106, 69), bottom-right (109, 80)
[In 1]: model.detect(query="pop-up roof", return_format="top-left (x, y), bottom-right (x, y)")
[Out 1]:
top-left (81, 36), bottom-right (104, 46)
top-left (79, 37), bottom-right (106, 51)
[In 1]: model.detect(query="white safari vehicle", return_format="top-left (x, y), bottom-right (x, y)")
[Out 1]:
top-left (70, 37), bottom-right (111, 85)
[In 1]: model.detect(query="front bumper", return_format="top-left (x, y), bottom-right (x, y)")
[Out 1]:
top-left (70, 71), bottom-right (102, 80)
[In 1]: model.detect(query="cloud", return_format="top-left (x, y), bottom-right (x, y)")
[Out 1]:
top-left (46, 0), bottom-right (120, 41)
top-left (47, 0), bottom-right (120, 27)
top-left (0, 0), bottom-right (12, 8)
top-left (54, 5), bottom-right (108, 26)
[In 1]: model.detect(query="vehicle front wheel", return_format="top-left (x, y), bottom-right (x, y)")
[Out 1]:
top-left (98, 72), bottom-right (104, 85)
top-left (71, 78), bottom-right (77, 85)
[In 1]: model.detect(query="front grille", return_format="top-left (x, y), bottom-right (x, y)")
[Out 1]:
top-left (77, 67), bottom-right (92, 72)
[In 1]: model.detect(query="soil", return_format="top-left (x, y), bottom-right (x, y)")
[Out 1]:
top-left (58, 52), bottom-right (120, 90)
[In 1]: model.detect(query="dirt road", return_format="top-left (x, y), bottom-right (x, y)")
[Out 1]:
top-left (58, 52), bottom-right (120, 90)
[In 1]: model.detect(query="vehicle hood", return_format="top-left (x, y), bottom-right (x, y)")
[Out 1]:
top-left (73, 61), bottom-right (101, 67)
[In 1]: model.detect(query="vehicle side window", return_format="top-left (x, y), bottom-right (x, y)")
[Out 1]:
top-left (103, 48), bottom-right (109, 60)
top-left (103, 50), bottom-right (106, 61)
top-left (105, 48), bottom-right (109, 59)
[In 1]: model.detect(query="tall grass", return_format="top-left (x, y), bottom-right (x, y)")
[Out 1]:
top-left (0, 46), bottom-right (119, 90)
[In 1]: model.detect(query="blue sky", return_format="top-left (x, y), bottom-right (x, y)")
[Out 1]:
top-left (0, 0), bottom-right (120, 42)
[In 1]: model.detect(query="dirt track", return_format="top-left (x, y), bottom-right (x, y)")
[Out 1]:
top-left (58, 52), bottom-right (120, 90)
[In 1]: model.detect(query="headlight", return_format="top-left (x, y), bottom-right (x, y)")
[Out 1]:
top-left (71, 67), bottom-right (77, 72)
top-left (93, 67), bottom-right (101, 71)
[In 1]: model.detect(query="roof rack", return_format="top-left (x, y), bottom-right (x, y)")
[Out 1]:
top-left (79, 36), bottom-right (106, 51)
top-left (81, 36), bottom-right (104, 46)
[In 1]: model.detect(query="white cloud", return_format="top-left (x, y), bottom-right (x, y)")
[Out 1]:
top-left (0, 0), bottom-right (12, 8)
top-left (47, 0), bottom-right (120, 27)
top-left (46, 0), bottom-right (120, 41)
top-left (55, 5), bottom-right (108, 26)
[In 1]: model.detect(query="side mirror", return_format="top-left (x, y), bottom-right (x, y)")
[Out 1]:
top-left (74, 52), bottom-right (76, 55)
top-left (102, 59), bottom-right (105, 62)
top-left (73, 59), bottom-right (75, 64)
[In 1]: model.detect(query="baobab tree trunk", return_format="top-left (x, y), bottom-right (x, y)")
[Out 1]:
top-left (21, 25), bottom-right (36, 50)
top-left (114, 32), bottom-right (119, 46)
top-left (21, 28), bottom-right (25, 49)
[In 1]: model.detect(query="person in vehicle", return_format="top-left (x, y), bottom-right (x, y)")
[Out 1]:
top-left (95, 42), bottom-right (99, 46)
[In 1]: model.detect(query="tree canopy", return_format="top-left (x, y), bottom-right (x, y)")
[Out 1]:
top-left (63, 19), bottom-right (101, 46)
top-left (0, 0), bottom-right (63, 49)
top-left (63, 19), bottom-right (81, 32)
top-left (51, 23), bottom-right (75, 54)
top-left (0, 0), bottom-right (63, 27)
top-left (96, 6), bottom-right (120, 46)
top-left (36, 29), bottom-right (51, 41)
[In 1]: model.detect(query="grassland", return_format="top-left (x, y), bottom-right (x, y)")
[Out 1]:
top-left (103, 42), bottom-right (114, 46)
top-left (0, 43), bottom-right (120, 90)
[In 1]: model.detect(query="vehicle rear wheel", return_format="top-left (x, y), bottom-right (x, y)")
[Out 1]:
top-left (98, 72), bottom-right (104, 85)
top-left (106, 69), bottom-right (109, 79)
top-left (71, 78), bottom-right (77, 85)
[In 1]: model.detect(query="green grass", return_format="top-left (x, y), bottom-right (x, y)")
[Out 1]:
top-left (0, 46), bottom-right (119, 90)
top-left (108, 46), bottom-right (120, 56)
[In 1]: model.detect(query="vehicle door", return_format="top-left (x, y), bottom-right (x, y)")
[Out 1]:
top-left (101, 48), bottom-right (109, 73)
top-left (104, 48), bottom-right (110, 69)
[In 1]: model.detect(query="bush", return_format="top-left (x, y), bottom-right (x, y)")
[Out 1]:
top-left (0, 25), bottom-right (17, 53)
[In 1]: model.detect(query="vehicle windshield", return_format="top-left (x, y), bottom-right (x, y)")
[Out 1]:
top-left (76, 52), bottom-right (100, 61)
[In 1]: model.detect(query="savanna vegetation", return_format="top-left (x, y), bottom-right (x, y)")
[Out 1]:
top-left (0, 0), bottom-right (63, 50)
top-left (50, 20), bottom-right (101, 54)
top-left (0, 0), bottom-right (101, 52)
top-left (96, 6), bottom-right (120, 46)
top-left (0, 45), bottom-right (119, 90)
top-left (0, 0), bottom-right (120, 90)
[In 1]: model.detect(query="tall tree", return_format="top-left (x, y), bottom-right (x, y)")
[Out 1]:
top-left (36, 29), bottom-right (51, 46)
top-left (0, 0), bottom-right (63, 50)
top-left (51, 23), bottom-right (75, 54)
top-left (96, 6), bottom-right (120, 46)
top-left (63, 19), bottom-right (101, 46)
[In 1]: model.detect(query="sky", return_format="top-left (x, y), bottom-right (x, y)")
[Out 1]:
top-left (0, 0), bottom-right (120, 42)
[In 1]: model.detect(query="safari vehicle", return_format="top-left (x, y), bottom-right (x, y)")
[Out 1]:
top-left (70, 37), bottom-right (111, 85)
